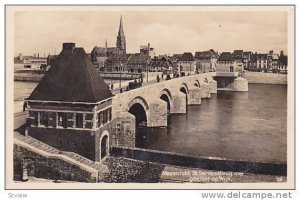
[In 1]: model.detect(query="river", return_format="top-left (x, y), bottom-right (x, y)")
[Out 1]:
top-left (137, 84), bottom-right (287, 163)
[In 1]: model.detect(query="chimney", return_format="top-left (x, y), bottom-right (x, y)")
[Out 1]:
top-left (63, 43), bottom-right (75, 51)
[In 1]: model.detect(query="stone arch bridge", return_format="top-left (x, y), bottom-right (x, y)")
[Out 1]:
top-left (110, 73), bottom-right (217, 148)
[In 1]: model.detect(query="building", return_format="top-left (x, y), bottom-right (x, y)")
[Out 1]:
top-left (256, 54), bottom-right (268, 72)
top-left (271, 53), bottom-right (279, 73)
top-left (91, 16), bottom-right (127, 71)
top-left (140, 43), bottom-right (155, 58)
top-left (216, 52), bottom-right (243, 75)
top-left (176, 52), bottom-right (196, 75)
top-left (126, 53), bottom-right (150, 73)
top-left (242, 51), bottom-right (252, 70)
top-left (249, 53), bottom-right (258, 71)
top-left (172, 54), bottom-right (182, 62)
top-left (104, 50), bottom-right (129, 72)
top-left (23, 55), bottom-right (47, 70)
top-left (232, 50), bottom-right (244, 71)
top-left (149, 55), bottom-right (174, 73)
top-left (25, 43), bottom-right (113, 162)
top-left (278, 50), bottom-right (288, 74)
top-left (91, 43), bottom-right (115, 69)
top-left (194, 49), bottom-right (219, 73)
top-left (232, 50), bottom-right (243, 61)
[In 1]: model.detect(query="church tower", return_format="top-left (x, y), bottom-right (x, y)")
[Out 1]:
top-left (116, 15), bottom-right (126, 53)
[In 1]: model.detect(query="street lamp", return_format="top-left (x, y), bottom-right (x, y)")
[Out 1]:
top-left (146, 59), bottom-right (149, 82)
top-left (119, 62), bottom-right (122, 88)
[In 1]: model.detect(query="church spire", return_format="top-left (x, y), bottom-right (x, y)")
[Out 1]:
top-left (116, 15), bottom-right (126, 53)
top-left (118, 15), bottom-right (125, 37)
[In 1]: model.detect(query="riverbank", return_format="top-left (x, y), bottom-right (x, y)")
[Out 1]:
top-left (103, 157), bottom-right (285, 183)
top-left (244, 71), bottom-right (287, 84)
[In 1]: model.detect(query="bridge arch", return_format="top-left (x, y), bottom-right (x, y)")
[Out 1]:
top-left (180, 83), bottom-right (189, 107)
top-left (194, 80), bottom-right (201, 88)
top-left (128, 96), bottom-right (149, 148)
top-left (160, 88), bottom-right (173, 115)
top-left (128, 96), bottom-right (149, 111)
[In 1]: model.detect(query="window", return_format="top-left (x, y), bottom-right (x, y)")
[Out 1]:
top-left (74, 141), bottom-right (77, 146)
top-left (39, 111), bottom-right (48, 127)
top-left (57, 112), bottom-right (68, 128)
top-left (108, 108), bottom-right (112, 121)
top-left (59, 140), bottom-right (62, 146)
top-left (76, 113), bottom-right (83, 128)
top-left (100, 112), bottom-right (104, 125)
top-left (103, 110), bottom-right (107, 124)
top-left (82, 141), bottom-right (84, 147)
top-left (98, 112), bottom-right (103, 127)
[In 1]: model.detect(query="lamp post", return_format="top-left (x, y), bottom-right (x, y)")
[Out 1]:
top-left (146, 59), bottom-right (149, 82)
top-left (119, 62), bottom-right (122, 88)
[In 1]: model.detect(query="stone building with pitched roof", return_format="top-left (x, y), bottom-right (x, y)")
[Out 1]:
top-left (194, 49), bottom-right (219, 73)
top-left (25, 43), bottom-right (113, 162)
top-left (176, 52), bottom-right (196, 75)
top-left (216, 52), bottom-right (243, 75)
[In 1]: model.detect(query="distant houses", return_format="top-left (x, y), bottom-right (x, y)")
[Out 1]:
top-left (194, 49), bottom-right (218, 73)
top-left (216, 52), bottom-right (243, 76)
top-left (176, 52), bottom-right (196, 76)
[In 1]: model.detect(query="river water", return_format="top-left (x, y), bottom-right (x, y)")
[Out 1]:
top-left (14, 82), bottom-right (287, 163)
top-left (137, 84), bottom-right (287, 163)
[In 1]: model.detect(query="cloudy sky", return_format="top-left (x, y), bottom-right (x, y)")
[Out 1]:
top-left (13, 7), bottom-right (288, 56)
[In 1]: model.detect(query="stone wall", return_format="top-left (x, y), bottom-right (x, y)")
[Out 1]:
top-left (214, 76), bottom-right (248, 92)
top-left (244, 71), bottom-right (287, 84)
top-left (111, 147), bottom-right (287, 176)
top-left (28, 123), bottom-right (112, 162)
top-left (110, 113), bottom-right (135, 148)
top-left (13, 144), bottom-right (99, 182)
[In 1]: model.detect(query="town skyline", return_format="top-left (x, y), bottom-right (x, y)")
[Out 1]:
top-left (14, 8), bottom-right (287, 57)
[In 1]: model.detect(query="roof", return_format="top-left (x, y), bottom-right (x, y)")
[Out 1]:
top-left (195, 49), bottom-right (218, 60)
top-left (150, 56), bottom-right (174, 68)
top-left (28, 44), bottom-right (113, 103)
top-left (172, 54), bottom-right (182, 60)
top-left (243, 51), bottom-right (251, 57)
top-left (178, 52), bottom-right (194, 61)
top-left (127, 53), bottom-right (149, 65)
top-left (257, 54), bottom-right (267, 59)
top-left (217, 52), bottom-right (233, 61)
top-left (279, 55), bottom-right (288, 65)
top-left (92, 46), bottom-right (116, 54)
top-left (232, 50), bottom-right (243, 60)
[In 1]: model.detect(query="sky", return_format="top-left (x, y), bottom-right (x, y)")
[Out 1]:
top-left (13, 7), bottom-right (288, 57)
